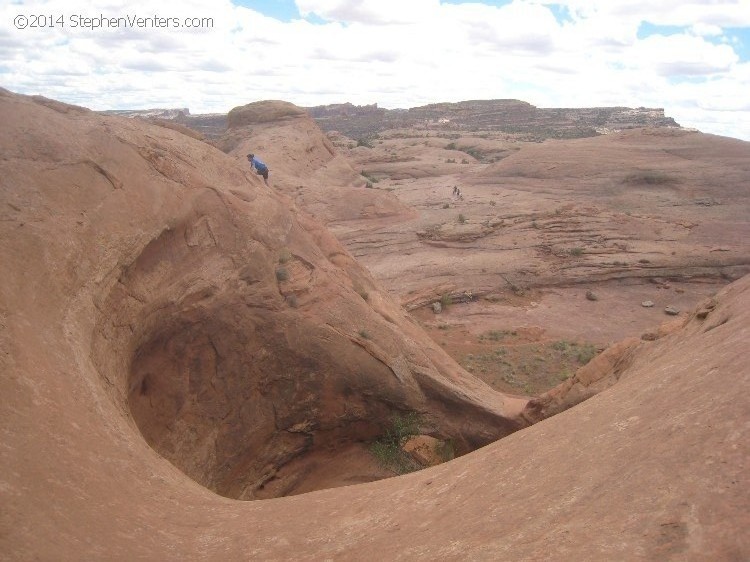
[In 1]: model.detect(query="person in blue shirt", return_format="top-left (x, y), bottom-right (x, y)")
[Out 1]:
top-left (247, 153), bottom-right (269, 185)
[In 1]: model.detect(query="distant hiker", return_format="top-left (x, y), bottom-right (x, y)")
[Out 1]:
top-left (247, 153), bottom-right (269, 185)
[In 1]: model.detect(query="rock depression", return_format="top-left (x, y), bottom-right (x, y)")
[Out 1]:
top-left (0, 89), bottom-right (525, 503)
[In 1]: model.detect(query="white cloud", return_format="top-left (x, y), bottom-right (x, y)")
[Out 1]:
top-left (549, 0), bottom-right (750, 28)
top-left (295, 0), bottom-right (441, 25)
top-left (0, 0), bottom-right (748, 140)
top-left (690, 22), bottom-right (724, 37)
top-left (633, 34), bottom-right (738, 76)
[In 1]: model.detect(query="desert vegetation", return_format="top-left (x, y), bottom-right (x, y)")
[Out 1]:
top-left (370, 412), bottom-right (423, 474)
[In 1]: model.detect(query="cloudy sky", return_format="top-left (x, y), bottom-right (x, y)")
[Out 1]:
top-left (2, 0), bottom-right (749, 139)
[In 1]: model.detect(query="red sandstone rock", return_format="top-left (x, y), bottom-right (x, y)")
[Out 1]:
top-left (1, 89), bottom-right (748, 560)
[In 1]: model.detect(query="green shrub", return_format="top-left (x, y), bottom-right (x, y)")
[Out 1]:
top-left (458, 214), bottom-right (467, 224)
top-left (370, 412), bottom-right (423, 474)
top-left (278, 248), bottom-right (292, 264)
top-left (576, 344), bottom-right (598, 365)
top-left (440, 293), bottom-right (453, 308)
top-left (552, 340), bottom-right (571, 352)
top-left (275, 268), bottom-right (289, 282)
top-left (436, 439), bottom-right (455, 462)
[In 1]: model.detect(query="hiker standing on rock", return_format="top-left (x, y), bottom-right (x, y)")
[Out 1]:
top-left (247, 153), bottom-right (269, 186)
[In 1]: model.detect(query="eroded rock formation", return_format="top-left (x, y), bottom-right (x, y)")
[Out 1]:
top-left (0, 89), bottom-right (525, 502)
top-left (2, 90), bottom-right (748, 560)
top-left (215, 100), bottom-right (414, 226)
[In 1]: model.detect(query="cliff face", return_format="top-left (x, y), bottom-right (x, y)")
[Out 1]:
top-left (306, 99), bottom-right (681, 139)
top-left (0, 89), bottom-right (525, 503)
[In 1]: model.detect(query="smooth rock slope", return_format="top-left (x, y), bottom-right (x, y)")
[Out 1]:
top-left (1, 90), bottom-right (748, 560)
top-left (0, 89), bottom-right (525, 504)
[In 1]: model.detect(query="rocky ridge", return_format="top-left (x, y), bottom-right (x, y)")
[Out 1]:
top-left (111, 99), bottom-right (681, 142)
top-left (306, 99), bottom-right (680, 140)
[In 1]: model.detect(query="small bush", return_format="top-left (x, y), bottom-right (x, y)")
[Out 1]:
top-left (552, 340), bottom-right (571, 352)
top-left (357, 138), bottom-right (373, 148)
top-left (481, 330), bottom-right (508, 342)
top-left (275, 268), bottom-right (289, 282)
top-left (446, 142), bottom-right (457, 150)
top-left (440, 293), bottom-right (453, 308)
top-left (278, 248), bottom-right (292, 264)
top-left (570, 247), bottom-right (584, 256)
top-left (436, 439), bottom-right (455, 462)
top-left (576, 344), bottom-right (598, 365)
top-left (463, 147), bottom-right (482, 160)
top-left (358, 329), bottom-right (370, 339)
top-left (286, 294), bottom-right (298, 308)
top-left (442, 203), bottom-right (450, 209)
top-left (370, 412), bottom-right (423, 474)
top-left (446, 158), bottom-right (456, 163)
top-left (458, 214), bottom-right (467, 224)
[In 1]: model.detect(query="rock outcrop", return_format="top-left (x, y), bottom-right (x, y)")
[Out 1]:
top-left (215, 100), bottom-right (414, 226)
top-left (0, 89), bottom-right (525, 503)
top-left (306, 99), bottom-right (681, 140)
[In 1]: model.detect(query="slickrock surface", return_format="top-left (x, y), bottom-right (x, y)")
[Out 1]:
top-left (216, 100), bottom-right (414, 226)
top-left (2, 90), bottom-right (748, 560)
top-left (0, 89), bottom-right (525, 506)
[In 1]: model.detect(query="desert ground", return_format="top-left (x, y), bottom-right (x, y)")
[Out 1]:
top-left (229, 106), bottom-right (749, 398)
top-left (2, 91), bottom-right (749, 559)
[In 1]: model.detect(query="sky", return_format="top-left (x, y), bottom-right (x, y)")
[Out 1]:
top-left (1, 0), bottom-right (749, 140)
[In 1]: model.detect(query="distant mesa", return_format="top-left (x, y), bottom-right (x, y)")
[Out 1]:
top-left (101, 99), bottom-right (682, 141)
top-left (305, 99), bottom-right (681, 140)
top-left (102, 107), bottom-right (190, 119)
